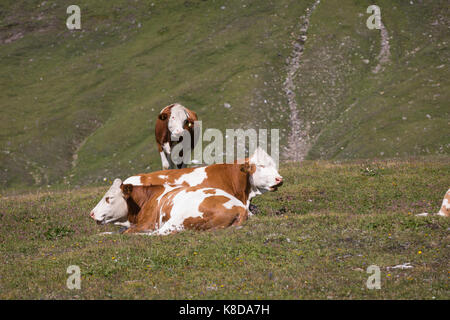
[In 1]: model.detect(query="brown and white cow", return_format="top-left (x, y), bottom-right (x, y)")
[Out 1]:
top-left (416, 188), bottom-right (450, 217)
top-left (90, 182), bottom-right (248, 235)
top-left (155, 103), bottom-right (198, 170)
top-left (89, 148), bottom-right (283, 234)
top-left (122, 185), bottom-right (248, 234)
top-left (122, 147), bottom-right (283, 211)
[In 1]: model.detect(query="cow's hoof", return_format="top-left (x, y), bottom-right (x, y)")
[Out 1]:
top-left (249, 203), bottom-right (260, 215)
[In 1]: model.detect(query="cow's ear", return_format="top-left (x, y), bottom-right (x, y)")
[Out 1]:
top-left (121, 184), bottom-right (133, 199)
top-left (158, 113), bottom-right (168, 121)
top-left (240, 162), bottom-right (256, 174)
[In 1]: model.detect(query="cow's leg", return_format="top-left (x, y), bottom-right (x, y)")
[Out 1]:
top-left (160, 151), bottom-right (170, 170)
top-left (124, 200), bottom-right (160, 234)
top-left (231, 208), bottom-right (249, 226)
top-left (122, 226), bottom-right (144, 234)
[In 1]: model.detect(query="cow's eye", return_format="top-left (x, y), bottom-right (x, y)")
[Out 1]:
top-left (105, 197), bottom-right (110, 203)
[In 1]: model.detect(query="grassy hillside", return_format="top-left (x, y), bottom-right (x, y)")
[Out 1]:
top-left (1, 158), bottom-right (448, 299)
top-left (0, 0), bottom-right (449, 189)
top-left (301, 0), bottom-right (449, 160)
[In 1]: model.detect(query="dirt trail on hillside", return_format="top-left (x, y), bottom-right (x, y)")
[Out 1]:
top-left (283, 0), bottom-right (321, 161)
top-left (372, 21), bottom-right (391, 74)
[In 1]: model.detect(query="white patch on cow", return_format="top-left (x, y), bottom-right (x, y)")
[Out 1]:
top-left (123, 175), bottom-right (143, 186)
top-left (437, 198), bottom-right (449, 216)
top-left (158, 174), bottom-right (168, 179)
top-left (168, 104), bottom-right (188, 139)
top-left (174, 166), bottom-right (208, 186)
top-left (214, 188), bottom-right (244, 210)
top-left (443, 198), bottom-right (450, 209)
top-left (154, 188), bottom-right (245, 235)
top-left (156, 184), bottom-right (181, 203)
top-left (114, 220), bottom-right (131, 228)
top-left (222, 198), bottom-right (237, 209)
top-left (248, 147), bottom-right (283, 194)
top-left (90, 179), bottom-right (128, 225)
top-left (159, 212), bottom-right (166, 227)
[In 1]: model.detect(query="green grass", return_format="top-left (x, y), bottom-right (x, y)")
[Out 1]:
top-left (1, 158), bottom-right (448, 299)
top-left (0, 0), bottom-right (448, 189)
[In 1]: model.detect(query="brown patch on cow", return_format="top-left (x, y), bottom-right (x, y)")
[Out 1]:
top-left (121, 184), bottom-right (133, 198)
top-left (123, 185), bottom-right (167, 230)
top-left (125, 196), bottom-right (141, 225)
top-left (182, 195), bottom-right (247, 231)
top-left (240, 162), bottom-right (256, 174)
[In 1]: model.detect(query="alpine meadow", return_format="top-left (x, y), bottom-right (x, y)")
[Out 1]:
top-left (0, 0), bottom-right (448, 300)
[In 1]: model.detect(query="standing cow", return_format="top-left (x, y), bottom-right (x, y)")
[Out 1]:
top-left (155, 103), bottom-right (198, 170)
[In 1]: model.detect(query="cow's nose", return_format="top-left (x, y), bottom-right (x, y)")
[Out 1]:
top-left (275, 177), bottom-right (283, 184)
top-left (89, 211), bottom-right (95, 219)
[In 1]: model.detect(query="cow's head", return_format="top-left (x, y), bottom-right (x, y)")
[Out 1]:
top-left (159, 103), bottom-right (196, 140)
top-left (89, 178), bottom-right (128, 225)
top-left (241, 147), bottom-right (283, 193)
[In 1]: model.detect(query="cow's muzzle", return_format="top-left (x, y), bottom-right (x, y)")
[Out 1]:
top-left (270, 178), bottom-right (283, 191)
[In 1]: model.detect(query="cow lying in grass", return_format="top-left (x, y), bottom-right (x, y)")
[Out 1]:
top-left (121, 147), bottom-right (282, 212)
top-left (89, 148), bottom-right (283, 234)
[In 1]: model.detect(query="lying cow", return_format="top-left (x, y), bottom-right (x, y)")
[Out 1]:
top-left (90, 180), bottom-right (248, 235)
top-left (416, 188), bottom-right (450, 217)
top-left (155, 103), bottom-right (198, 170)
top-left (122, 147), bottom-right (283, 212)
top-left (89, 148), bottom-right (283, 234)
